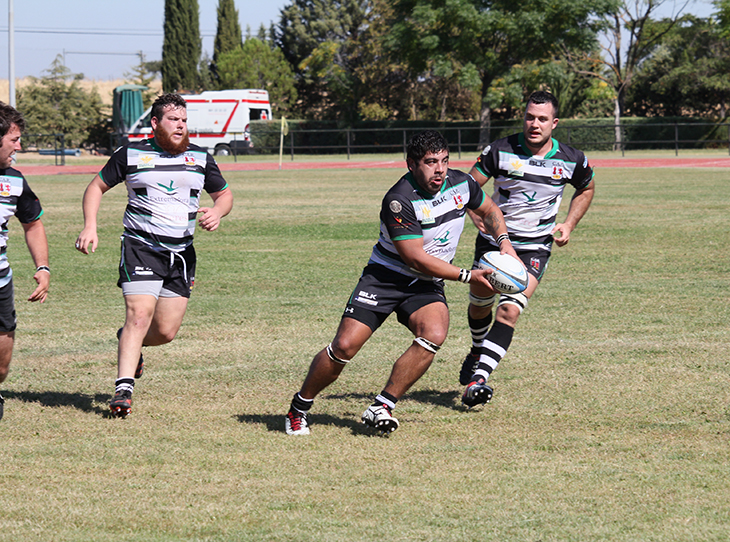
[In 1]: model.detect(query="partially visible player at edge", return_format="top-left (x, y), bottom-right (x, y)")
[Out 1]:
top-left (459, 90), bottom-right (595, 406)
top-left (75, 93), bottom-right (233, 419)
top-left (0, 102), bottom-right (51, 422)
top-left (285, 130), bottom-right (518, 436)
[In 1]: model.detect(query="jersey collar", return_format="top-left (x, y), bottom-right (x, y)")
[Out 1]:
top-left (517, 132), bottom-right (559, 159)
top-left (148, 138), bottom-right (165, 154)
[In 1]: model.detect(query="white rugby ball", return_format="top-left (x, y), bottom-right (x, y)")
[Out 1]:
top-left (477, 251), bottom-right (528, 294)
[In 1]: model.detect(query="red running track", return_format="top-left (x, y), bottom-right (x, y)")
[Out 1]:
top-left (15, 156), bottom-right (730, 176)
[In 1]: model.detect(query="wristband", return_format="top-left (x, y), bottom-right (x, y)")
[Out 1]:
top-left (36, 266), bottom-right (50, 274)
top-left (457, 268), bottom-right (471, 284)
top-left (496, 233), bottom-right (510, 246)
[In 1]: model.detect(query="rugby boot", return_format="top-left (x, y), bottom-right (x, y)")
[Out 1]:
top-left (461, 378), bottom-right (493, 408)
top-left (110, 389), bottom-right (132, 418)
top-left (459, 352), bottom-right (479, 386)
top-left (362, 404), bottom-right (399, 434)
top-left (285, 409), bottom-right (310, 435)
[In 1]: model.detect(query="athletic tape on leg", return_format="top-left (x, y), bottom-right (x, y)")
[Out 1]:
top-left (326, 343), bottom-right (350, 364)
top-left (414, 336), bottom-right (440, 354)
top-left (469, 293), bottom-right (497, 307)
top-left (498, 292), bottom-right (528, 314)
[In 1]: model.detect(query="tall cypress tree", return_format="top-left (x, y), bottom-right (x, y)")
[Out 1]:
top-left (213, 0), bottom-right (242, 65)
top-left (162, 0), bottom-right (202, 93)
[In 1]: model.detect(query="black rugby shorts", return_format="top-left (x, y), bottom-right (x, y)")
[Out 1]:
top-left (0, 280), bottom-right (16, 333)
top-left (343, 264), bottom-right (446, 332)
top-left (118, 237), bottom-right (196, 298)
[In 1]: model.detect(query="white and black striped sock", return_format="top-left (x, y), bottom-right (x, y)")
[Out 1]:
top-left (115, 378), bottom-right (135, 395)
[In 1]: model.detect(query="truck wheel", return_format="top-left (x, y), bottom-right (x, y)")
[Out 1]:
top-left (214, 145), bottom-right (232, 156)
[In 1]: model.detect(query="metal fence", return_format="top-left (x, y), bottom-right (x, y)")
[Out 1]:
top-left (249, 121), bottom-right (730, 160)
top-left (18, 133), bottom-right (69, 165)
top-left (18, 121), bottom-right (730, 164)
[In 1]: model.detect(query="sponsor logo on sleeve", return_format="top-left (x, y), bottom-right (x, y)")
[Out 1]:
top-left (389, 215), bottom-right (411, 229)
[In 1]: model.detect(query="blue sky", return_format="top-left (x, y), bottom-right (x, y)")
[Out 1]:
top-left (0, 0), bottom-right (717, 81)
top-left (0, 0), bottom-right (289, 80)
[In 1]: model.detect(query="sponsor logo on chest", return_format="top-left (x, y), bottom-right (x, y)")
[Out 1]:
top-left (137, 154), bottom-right (156, 169)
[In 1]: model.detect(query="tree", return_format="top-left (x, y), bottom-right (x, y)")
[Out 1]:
top-left (124, 53), bottom-right (160, 109)
top-left (274, 0), bottom-right (367, 120)
top-left (485, 54), bottom-right (614, 120)
top-left (214, 0), bottom-right (242, 63)
top-left (566, 0), bottom-right (689, 146)
top-left (162, 0), bottom-right (201, 92)
top-left (17, 56), bottom-right (108, 148)
top-left (715, 0), bottom-right (730, 36)
top-left (386, 0), bottom-right (614, 144)
top-left (627, 15), bottom-right (730, 118)
top-left (349, 0), bottom-right (415, 121)
top-left (217, 38), bottom-right (298, 114)
top-left (210, 0), bottom-right (242, 86)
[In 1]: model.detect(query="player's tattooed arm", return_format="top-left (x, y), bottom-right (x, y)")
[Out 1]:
top-left (481, 207), bottom-right (504, 238)
top-left (475, 199), bottom-right (518, 259)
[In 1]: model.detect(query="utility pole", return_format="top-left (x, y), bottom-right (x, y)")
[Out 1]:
top-left (8, 0), bottom-right (15, 106)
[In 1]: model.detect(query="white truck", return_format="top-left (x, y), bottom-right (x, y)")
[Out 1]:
top-left (127, 89), bottom-right (272, 155)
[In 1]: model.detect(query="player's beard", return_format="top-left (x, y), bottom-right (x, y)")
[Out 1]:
top-left (154, 125), bottom-right (190, 155)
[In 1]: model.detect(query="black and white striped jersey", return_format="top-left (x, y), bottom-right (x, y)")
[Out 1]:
top-left (0, 167), bottom-right (43, 287)
top-left (474, 133), bottom-right (594, 252)
top-left (369, 168), bottom-right (484, 281)
top-left (99, 139), bottom-right (228, 252)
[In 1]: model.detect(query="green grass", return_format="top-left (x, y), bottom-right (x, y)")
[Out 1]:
top-left (1, 165), bottom-right (729, 541)
top-left (14, 145), bottom-right (730, 167)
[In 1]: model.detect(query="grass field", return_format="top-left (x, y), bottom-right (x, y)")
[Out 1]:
top-left (1, 164), bottom-right (729, 541)
top-left (13, 146), bottom-right (730, 167)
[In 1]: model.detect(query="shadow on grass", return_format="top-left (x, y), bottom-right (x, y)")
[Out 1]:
top-left (237, 388), bottom-right (464, 435)
top-left (325, 388), bottom-right (461, 408)
top-left (2, 390), bottom-right (113, 417)
top-left (236, 412), bottom-right (388, 437)
top-left (401, 388), bottom-right (461, 408)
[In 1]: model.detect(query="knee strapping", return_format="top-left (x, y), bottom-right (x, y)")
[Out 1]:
top-left (414, 336), bottom-right (440, 354)
top-left (498, 292), bottom-right (529, 314)
top-left (469, 292), bottom-right (497, 307)
top-left (326, 343), bottom-right (350, 364)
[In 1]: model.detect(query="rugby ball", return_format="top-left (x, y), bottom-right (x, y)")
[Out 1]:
top-left (477, 251), bottom-right (528, 294)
